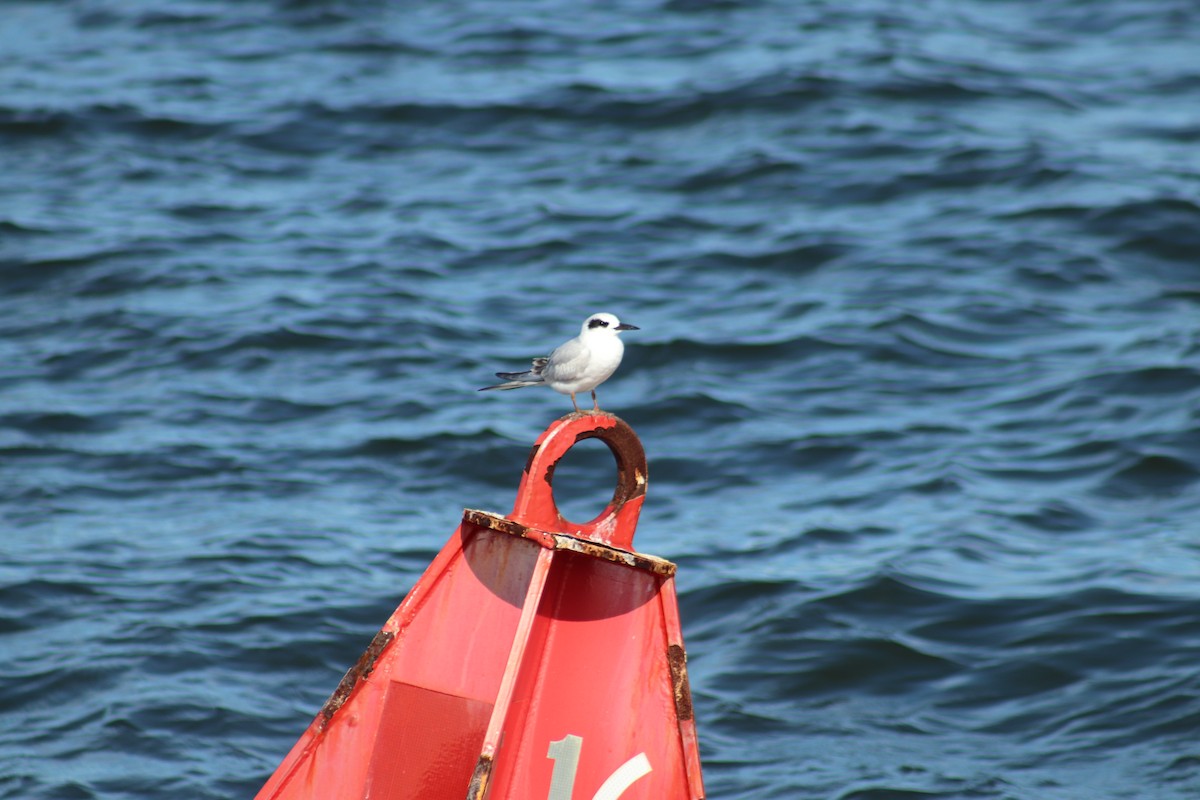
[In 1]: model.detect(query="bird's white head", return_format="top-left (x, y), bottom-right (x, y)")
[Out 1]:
top-left (581, 312), bottom-right (639, 337)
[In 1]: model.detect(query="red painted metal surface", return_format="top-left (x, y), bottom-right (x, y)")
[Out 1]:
top-left (255, 411), bottom-right (704, 800)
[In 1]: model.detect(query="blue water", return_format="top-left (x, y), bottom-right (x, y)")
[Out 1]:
top-left (3, 1), bottom-right (1200, 798)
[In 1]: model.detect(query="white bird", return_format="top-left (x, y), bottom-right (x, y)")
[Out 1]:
top-left (479, 312), bottom-right (639, 413)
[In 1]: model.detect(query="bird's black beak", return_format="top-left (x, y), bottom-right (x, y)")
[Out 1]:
top-left (615, 323), bottom-right (639, 331)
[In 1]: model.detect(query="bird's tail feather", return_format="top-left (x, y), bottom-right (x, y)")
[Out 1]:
top-left (478, 356), bottom-right (548, 392)
top-left (479, 376), bottom-right (543, 392)
top-left (494, 369), bottom-right (538, 381)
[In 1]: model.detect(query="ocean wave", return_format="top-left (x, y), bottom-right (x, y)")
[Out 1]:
top-left (0, 103), bottom-right (228, 142)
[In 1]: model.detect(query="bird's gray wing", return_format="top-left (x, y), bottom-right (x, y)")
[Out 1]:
top-left (543, 338), bottom-right (590, 383)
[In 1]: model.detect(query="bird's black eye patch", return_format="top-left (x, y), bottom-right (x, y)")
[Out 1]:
top-left (588, 318), bottom-right (609, 329)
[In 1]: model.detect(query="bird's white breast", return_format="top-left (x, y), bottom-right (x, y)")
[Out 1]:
top-left (544, 332), bottom-right (624, 393)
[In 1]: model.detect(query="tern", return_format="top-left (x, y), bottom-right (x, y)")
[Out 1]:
top-left (480, 312), bottom-right (639, 413)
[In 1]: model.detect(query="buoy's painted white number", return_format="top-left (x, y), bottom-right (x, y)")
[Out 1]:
top-left (546, 734), bottom-right (652, 800)
top-left (546, 735), bottom-right (582, 800)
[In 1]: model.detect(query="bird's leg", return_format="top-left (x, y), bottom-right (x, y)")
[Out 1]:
top-left (591, 390), bottom-right (600, 411)
top-left (571, 393), bottom-right (580, 413)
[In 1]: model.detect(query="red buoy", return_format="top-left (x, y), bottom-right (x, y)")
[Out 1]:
top-left (255, 411), bottom-right (705, 799)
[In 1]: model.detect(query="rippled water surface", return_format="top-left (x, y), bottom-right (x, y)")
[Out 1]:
top-left (3, 1), bottom-right (1200, 798)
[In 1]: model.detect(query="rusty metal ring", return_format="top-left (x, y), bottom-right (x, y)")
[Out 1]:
top-left (549, 418), bottom-right (647, 521)
top-left (510, 412), bottom-right (648, 547)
